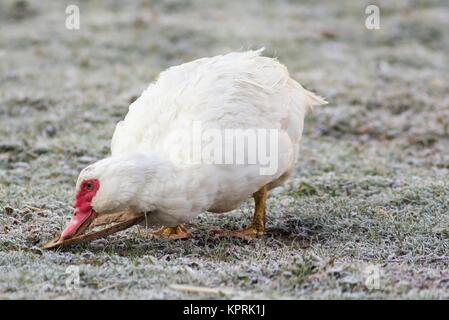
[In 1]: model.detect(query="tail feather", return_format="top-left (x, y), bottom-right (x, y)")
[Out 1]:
top-left (289, 78), bottom-right (327, 112)
top-left (304, 88), bottom-right (328, 108)
top-left (300, 88), bottom-right (327, 113)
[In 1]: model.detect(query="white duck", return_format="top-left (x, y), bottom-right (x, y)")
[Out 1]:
top-left (61, 49), bottom-right (327, 240)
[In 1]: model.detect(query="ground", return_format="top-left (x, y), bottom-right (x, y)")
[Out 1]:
top-left (0, 0), bottom-right (448, 299)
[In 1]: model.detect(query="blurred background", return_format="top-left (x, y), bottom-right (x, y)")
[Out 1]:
top-left (0, 0), bottom-right (448, 299)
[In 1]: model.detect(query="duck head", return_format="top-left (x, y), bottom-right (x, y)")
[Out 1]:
top-left (60, 153), bottom-right (161, 240)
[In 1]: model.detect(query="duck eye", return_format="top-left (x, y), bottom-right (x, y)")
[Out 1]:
top-left (85, 182), bottom-right (94, 190)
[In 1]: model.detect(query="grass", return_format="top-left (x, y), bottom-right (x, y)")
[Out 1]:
top-left (0, 0), bottom-right (449, 299)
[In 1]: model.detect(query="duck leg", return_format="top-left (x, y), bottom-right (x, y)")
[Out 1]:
top-left (212, 185), bottom-right (267, 239)
top-left (149, 224), bottom-right (192, 240)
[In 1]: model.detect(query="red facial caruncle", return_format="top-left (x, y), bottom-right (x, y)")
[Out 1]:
top-left (61, 179), bottom-right (100, 239)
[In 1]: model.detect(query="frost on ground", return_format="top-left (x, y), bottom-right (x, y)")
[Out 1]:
top-left (0, 0), bottom-right (448, 299)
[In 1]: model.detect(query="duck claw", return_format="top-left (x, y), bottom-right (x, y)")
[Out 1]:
top-left (147, 224), bottom-right (192, 240)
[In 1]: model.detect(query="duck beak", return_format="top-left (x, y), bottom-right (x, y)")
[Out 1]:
top-left (61, 208), bottom-right (97, 240)
top-left (43, 212), bottom-right (145, 250)
top-left (61, 209), bottom-right (141, 240)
